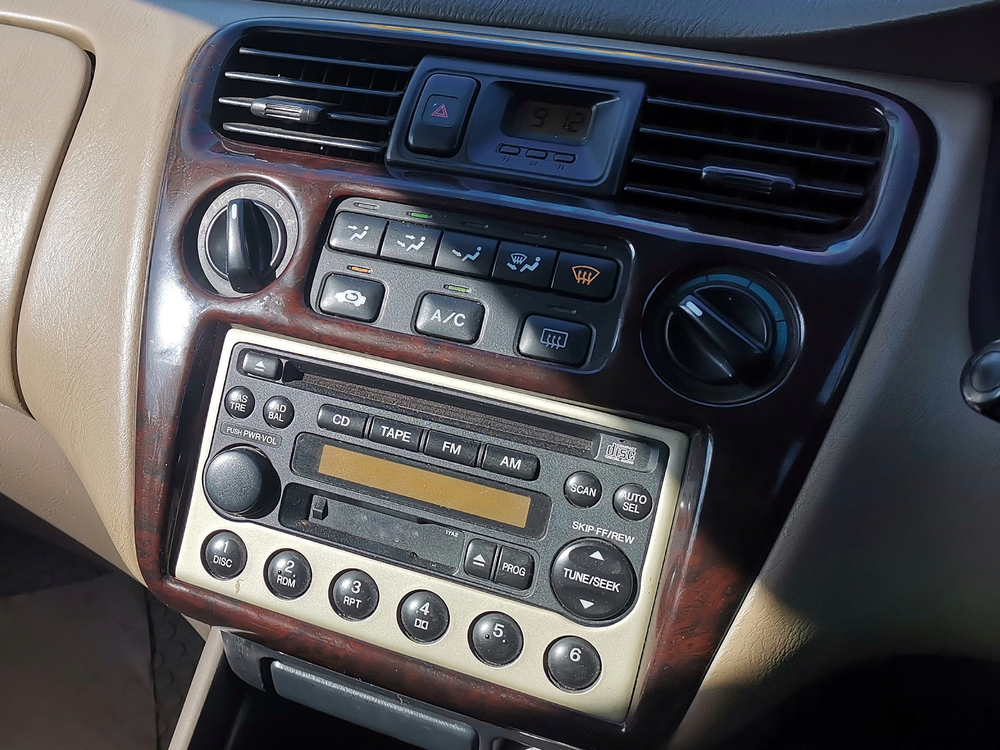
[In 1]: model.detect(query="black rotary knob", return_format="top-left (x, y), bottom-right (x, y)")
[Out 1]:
top-left (206, 198), bottom-right (284, 294)
top-left (644, 270), bottom-right (798, 404)
top-left (203, 447), bottom-right (279, 516)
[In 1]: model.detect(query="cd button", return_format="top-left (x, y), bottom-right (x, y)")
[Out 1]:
top-left (550, 539), bottom-right (635, 620)
top-left (494, 547), bottom-right (534, 590)
top-left (463, 539), bottom-right (497, 580)
top-left (317, 404), bottom-right (368, 438)
top-left (425, 430), bottom-right (480, 467)
top-left (398, 590), bottom-right (450, 643)
top-left (224, 386), bottom-right (255, 419)
top-left (481, 444), bottom-right (539, 480)
top-left (370, 417), bottom-right (422, 451)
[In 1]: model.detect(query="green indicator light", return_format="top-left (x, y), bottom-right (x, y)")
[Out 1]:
top-left (408, 211), bottom-right (432, 220)
top-left (445, 284), bottom-right (470, 294)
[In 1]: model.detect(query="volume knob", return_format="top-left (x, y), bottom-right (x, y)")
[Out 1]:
top-left (204, 447), bottom-right (278, 517)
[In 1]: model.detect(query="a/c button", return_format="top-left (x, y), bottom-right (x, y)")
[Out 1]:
top-left (415, 293), bottom-right (485, 344)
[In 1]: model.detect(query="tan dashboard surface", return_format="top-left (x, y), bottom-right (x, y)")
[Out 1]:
top-left (0, 0), bottom-right (994, 747)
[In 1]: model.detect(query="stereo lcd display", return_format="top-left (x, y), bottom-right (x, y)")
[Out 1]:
top-left (316, 443), bottom-right (532, 528)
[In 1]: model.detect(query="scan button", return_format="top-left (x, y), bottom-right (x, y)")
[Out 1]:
top-left (518, 315), bottom-right (592, 367)
top-left (318, 274), bottom-right (385, 322)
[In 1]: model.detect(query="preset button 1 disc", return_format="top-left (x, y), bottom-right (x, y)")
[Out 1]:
top-left (550, 539), bottom-right (636, 620)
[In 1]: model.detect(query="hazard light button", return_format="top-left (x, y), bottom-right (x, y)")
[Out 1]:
top-left (550, 539), bottom-right (636, 621)
top-left (407, 74), bottom-right (479, 156)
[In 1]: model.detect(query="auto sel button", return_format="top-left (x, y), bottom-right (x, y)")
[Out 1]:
top-left (370, 417), bottom-right (422, 451)
top-left (613, 483), bottom-right (654, 521)
top-left (414, 294), bottom-right (485, 344)
top-left (398, 590), bottom-right (450, 643)
top-left (550, 539), bottom-right (636, 620)
top-left (318, 274), bottom-right (385, 322)
top-left (481, 445), bottom-right (539, 481)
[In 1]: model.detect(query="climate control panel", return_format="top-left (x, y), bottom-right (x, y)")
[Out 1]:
top-left (173, 329), bottom-right (687, 721)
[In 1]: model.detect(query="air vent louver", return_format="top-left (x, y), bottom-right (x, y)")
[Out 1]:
top-left (622, 81), bottom-right (889, 240)
top-left (213, 32), bottom-right (421, 162)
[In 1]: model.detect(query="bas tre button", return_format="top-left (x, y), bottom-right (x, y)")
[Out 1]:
top-left (550, 539), bottom-right (635, 621)
top-left (224, 387), bottom-right (255, 419)
top-left (546, 636), bottom-right (601, 692)
top-left (398, 590), bottom-right (450, 643)
top-left (202, 531), bottom-right (247, 580)
top-left (330, 569), bottom-right (379, 621)
top-left (469, 612), bottom-right (523, 666)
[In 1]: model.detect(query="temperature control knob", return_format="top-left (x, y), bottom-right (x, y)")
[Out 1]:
top-left (206, 198), bottom-right (283, 294)
top-left (203, 447), bottom-right (279, 517)
top-left (644, 270), bottom-right (799, 404)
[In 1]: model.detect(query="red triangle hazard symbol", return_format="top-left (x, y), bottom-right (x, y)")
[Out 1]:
top-left (431, 102), bottom-right (450, 119)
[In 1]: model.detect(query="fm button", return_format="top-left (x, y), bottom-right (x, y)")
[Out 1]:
top-left (550, 539), bottom-right (635, 620)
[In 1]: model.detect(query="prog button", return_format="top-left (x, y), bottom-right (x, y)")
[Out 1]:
top-left (494, 547), bottom-right (534, 590)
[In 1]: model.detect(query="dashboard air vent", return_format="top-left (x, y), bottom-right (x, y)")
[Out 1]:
top-left (213, 32), bottom-right (421, 162)
top-left (622, 81), bottom-right (889, 240)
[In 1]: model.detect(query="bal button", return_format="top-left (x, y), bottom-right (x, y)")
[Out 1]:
top-left (564, 471), bottom-right (602, 508)
top-left (613, 483), bottom-right (654, 521)
top-left (265, 549), bottom-right (312, 600)
top-left (202, 531), bottom-right (247, 580)
top-left (550, 539), bottom-right (636, 620)
top-left (224, 386), bottom-right (255, 419)
top-left (263, 395), bottom-right (294, 429)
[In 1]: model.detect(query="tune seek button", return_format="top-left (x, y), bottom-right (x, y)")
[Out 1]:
top-left (469, 612), bottom-right (523, 667)
top-left (265, 549), bottom-right (312, 600)
top-left (613, 483), bottom-right (654, 521)
top-left (550, 539), bottom-right (636, 620)
top-left (546, 636), bottom-right (602, 692)
top-left (202, 531), bottom-right (247, 580)
top-left (398, 590), bottom-right (450, 643)
top-left (330, 569), bottom-right (379, 621)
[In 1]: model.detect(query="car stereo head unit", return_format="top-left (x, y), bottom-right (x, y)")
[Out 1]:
top-left (173, 328), bottom-right (688, 721)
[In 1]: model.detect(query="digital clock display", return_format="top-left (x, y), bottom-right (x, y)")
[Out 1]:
top-left (509, 99), bottom-right (594, 144)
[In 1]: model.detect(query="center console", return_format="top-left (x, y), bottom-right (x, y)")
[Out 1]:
top-left (136, 16), bottom-right (929, 750)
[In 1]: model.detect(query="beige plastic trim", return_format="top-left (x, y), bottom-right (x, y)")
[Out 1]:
top-left (174, 327), bottom-right (689, 721)
top-left (167, 628), bottom-right (225, 750)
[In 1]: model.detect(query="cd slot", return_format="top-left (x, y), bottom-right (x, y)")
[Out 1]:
top-left (280, 486), bottom-right (465, 575)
